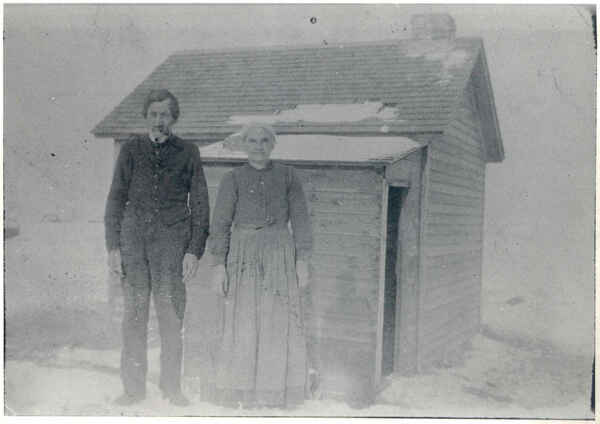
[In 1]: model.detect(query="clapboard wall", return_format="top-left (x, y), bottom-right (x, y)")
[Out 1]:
top-left (418, 78), bottom-right (486, 369)
top-left (299, 166), bottom-right (384, 400)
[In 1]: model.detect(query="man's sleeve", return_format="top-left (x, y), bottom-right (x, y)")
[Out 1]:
top-left (187, 146), bottom-right (210, 258)
top-left (104, 142), bottom-right (132, 251)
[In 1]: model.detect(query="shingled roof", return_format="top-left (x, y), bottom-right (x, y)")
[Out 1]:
top-left (92, 37), bottom-right (503, 162)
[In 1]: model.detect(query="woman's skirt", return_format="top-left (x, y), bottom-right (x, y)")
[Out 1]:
top-left (215, 223), bottom-right (307, 408)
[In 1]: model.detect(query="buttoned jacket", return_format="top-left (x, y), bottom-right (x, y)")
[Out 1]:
top-left (104, 134), bottom-right (210, 258)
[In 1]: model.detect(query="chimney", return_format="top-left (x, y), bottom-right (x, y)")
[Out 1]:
top-left (411, 13), bottom-right (456, 40)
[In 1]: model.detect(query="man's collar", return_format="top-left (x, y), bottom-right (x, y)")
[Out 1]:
top-left (151, 134), bottom-right (169, 144)
top-left (143, 133), bottom-right (184, 151)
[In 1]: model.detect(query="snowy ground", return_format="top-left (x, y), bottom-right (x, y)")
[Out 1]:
top-left (4, 222), bottom-right (595, 418)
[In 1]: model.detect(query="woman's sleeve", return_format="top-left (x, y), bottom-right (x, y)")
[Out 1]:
top-left (207, 171), bottom-right (237, 265)
top-left (288, 167), bottom-right (313, 260)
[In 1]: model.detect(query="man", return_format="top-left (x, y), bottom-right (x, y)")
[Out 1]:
top-left (105, 89), bottom-right (210, 407)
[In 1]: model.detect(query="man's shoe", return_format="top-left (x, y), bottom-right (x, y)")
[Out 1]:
top-left (114, 393), bottom-right (145, 406)
top-left (162, 391), bottom-right (190, 407)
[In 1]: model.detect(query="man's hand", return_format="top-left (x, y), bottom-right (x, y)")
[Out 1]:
top-left (296, 260), bottom-right (310, 289)
top-left (108, 249), bottom-right (123, 279)
top-left (182, 253), bottom-right (199, 283)
top-left (212, 264), bottom-right (228, 296)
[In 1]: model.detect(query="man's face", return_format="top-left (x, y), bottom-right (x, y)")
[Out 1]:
top-left (146, 99), bottom-right (175, 141)
top-left (244, 128), bottom-right (275, 162)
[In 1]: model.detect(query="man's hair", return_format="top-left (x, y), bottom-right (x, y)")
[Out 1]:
top-left (142, 89), bottom-right (180, 121)
top-left (240, 123), bottom-right (277, 144)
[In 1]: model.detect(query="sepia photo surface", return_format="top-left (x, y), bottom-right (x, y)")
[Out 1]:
top-left (3, 4), bottom-right (596, 419)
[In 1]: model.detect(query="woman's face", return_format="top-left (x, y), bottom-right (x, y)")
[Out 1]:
top-left (244, 127), bottom-right (275, 162)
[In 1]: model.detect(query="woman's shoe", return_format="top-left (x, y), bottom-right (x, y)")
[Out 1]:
top-left (308, 368), bottom-right (321, 399)
top-left (114, 393), bottom-right (145, 406)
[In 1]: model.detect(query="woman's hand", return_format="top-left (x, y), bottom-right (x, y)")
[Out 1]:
top-left (296, 260), bottom-right (310, 289)
top-left (212, 264), bottom-right (228, 296)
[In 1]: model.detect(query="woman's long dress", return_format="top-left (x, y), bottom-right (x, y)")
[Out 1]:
top-left (207, 162), bottom-right (313, 407)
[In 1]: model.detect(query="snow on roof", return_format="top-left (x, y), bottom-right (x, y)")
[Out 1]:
top-left (199, 134), bottom-right (424, 165)
top-left (227, 102), bottom-right (401, 126)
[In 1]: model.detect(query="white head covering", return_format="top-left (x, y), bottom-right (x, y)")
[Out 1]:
top-left (240, 122), bottom-right (277, 144)
top-left (223, 122), bottom-right (277, 152)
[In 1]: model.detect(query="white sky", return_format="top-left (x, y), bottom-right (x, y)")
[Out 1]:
top-left (6, 4), bottom-right (591, 33)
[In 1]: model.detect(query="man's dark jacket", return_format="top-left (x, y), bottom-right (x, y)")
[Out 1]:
top-left (104, 134), bottom-right (210, 258)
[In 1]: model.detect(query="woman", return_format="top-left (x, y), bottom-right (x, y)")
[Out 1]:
top-left (208, 123), bottom-right (312, 408)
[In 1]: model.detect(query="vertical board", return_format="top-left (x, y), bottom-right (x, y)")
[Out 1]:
top-left (374, 179), bottom-right (389, 389)
top-left (391, 152), bottom-right (424, 375)
top-left (418, 78), bottom-right (487, 369)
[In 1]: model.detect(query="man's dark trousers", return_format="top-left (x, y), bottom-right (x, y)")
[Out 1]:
top-left (119, 207), bottom-right (191, 398)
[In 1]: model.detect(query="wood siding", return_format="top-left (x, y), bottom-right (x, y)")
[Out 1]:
top-left (418, 79), bottom-right (486, 369)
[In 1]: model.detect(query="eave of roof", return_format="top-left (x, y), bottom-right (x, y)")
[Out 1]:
top-left (199, 134), bottom-right (425, 167)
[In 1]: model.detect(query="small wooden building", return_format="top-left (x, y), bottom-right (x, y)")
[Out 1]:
top-left (93, 14), bottom-right (504, 402)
